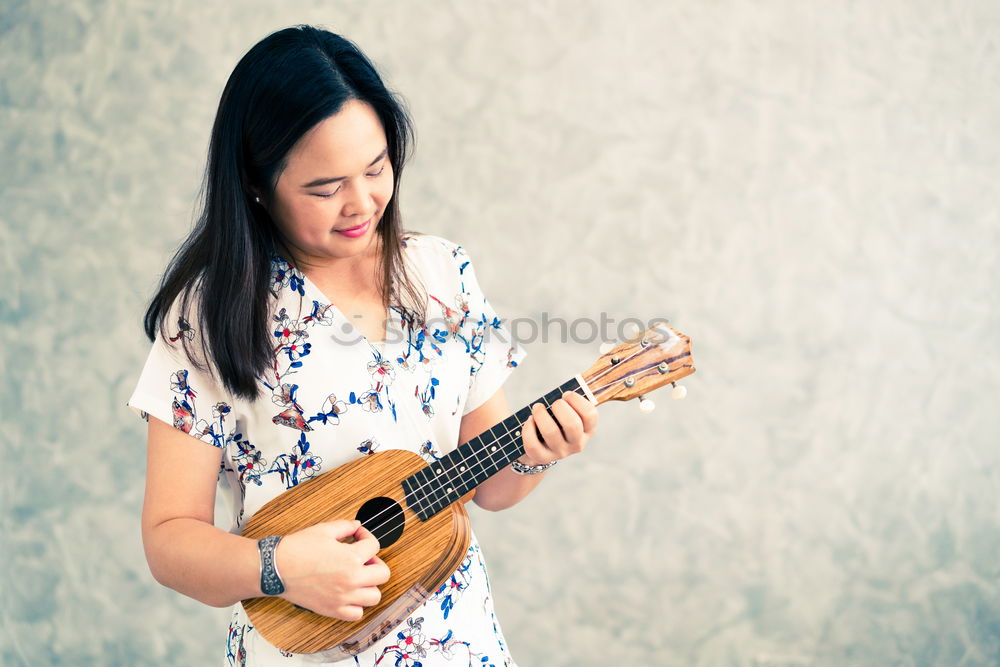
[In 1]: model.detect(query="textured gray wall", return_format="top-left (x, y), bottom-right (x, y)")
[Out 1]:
top-left (3, 1), bottom-right (999, 665)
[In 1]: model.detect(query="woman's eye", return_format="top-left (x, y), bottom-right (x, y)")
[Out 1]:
top-left (315, 164), bottom-right (384, 198)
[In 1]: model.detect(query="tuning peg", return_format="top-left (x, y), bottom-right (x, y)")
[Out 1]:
top-left (638, 395), bottom-right (656, 413)
top-left (599, 342), bottom-right (614, 355)
top-left (671, 383), bottom-right (687, 400)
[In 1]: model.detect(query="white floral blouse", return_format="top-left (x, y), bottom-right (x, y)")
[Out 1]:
top-left (128, 234), bottom-right (526, 666)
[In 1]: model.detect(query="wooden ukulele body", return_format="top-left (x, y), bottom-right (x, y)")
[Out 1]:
top-left (241, 448), bottom-right (472, 659)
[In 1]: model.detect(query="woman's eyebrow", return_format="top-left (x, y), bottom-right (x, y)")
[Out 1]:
top-left (300, 147), bottom-right (388, 188)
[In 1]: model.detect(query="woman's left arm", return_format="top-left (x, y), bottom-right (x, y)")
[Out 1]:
top-left (459, 387), bottom-right (599, 512)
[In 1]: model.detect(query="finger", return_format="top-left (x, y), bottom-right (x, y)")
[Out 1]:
top-left (336, 604), bottom-right (364, 622)
top-left (347, 585), bottom-right (382, 608)
top-left (359, 559), bottom-right (391, 586)
top-left (531, 403), bottom-right (567, 458)
top-left (365, 554), bottom-right (388, 568)
top-left (564, 391), bottom-right (599, 434)
top-left (551, 397), bottom-right (584, 451)
top-left (352, 528), bottom-right (381, 560)
top-left (326, 519), bottom-right (363, 540)
top-left (519, 415), bottom-right (553, 465)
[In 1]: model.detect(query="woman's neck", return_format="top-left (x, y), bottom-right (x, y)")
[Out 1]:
top-left (278, 236), bottom-right (384, 295)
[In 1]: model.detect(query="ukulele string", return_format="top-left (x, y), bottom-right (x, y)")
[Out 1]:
top-left (356, 367), bottom-right (678, 540)
top-left (356, 381), bottom-right (588, 533)
top-left (356, 387), bottom-right (584, 538)
top-left (582, 343), bottom-right (652, 387)
top-left (358, 372), bottom-right (659, 540)
top-left (357, 421), bottom-right (529, 538)
top-left (357, 379), bottom-right (643, 540)
top-left (355, 341), bottom-right (684, 540)
top-left (357, 343), bottom-right (662, 535)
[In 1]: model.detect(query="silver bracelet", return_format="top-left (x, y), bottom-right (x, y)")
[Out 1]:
top-left (258, 535), bottom-right (285, 596)
top-left (510, 458), bottom-right (558, 475)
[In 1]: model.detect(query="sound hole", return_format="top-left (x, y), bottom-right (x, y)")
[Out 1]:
top-left (355, 497), bottom-right (405, 548)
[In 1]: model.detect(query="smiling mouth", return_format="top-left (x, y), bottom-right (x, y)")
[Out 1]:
top-left (334, 216), bottom-right (374, 238)
top-left (338, 217), bottom-right (371, 232)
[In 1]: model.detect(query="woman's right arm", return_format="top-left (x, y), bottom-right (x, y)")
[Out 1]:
top-left (141, 415), bottom-right (390, 620)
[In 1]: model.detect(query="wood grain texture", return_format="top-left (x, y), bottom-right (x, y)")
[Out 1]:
top-left (240, 449), bottom-right (472, 657)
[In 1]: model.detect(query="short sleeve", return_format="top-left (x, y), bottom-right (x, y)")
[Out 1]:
top-left (126, 299), bottom-right (237, 449)
top-left (456, 249), bottom-right (527, 416)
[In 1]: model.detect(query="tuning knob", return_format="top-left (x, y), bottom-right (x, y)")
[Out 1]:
top-left (671, 383), bottom-right (687, 400)
top-left (599, 342), bottom-right (614, 355)
top-left (638, 395), bottom-right (656, 413)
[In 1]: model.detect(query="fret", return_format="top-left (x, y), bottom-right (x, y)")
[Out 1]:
top-left (500, 412), bottom-right (523, 433)
top-left (452, 442), bottom-right (476, 493)
top-left (482, 435), bottom-right (507, 476)
top-left (465, 440), bottom-right (493, 484)
top-left (488, 422), bottom-right (508, 441)
top-left (401, 476), bottom-right (419, 515)
top-left (540, 387), bottom-right (563, 406)
top-left (510, 405), bottom-right (532, 425)
top-left (421, 466), bottom-right (443, 519)
top-left (426, 463), bottom-right (452, 516)
top-left (499, 431), bottom-right (524, 463)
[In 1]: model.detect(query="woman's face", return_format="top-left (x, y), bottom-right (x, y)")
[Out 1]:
top-left (266, 98), bottom-right (394, 269)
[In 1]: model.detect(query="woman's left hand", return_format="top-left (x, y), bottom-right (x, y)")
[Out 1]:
top-left (519, 391), bottom-right (599, 466)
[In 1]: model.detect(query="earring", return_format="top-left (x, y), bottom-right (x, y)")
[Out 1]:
top-left (255, 196), bottom-right (261, 204)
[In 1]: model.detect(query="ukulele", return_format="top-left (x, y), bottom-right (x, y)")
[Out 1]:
top-left (240, 323), bottom-right (695, 659)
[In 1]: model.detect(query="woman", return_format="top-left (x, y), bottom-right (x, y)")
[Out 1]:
top-left (128, 25), bottom-right (598, 666)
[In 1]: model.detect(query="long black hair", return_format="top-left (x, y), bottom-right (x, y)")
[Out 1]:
top-left (143, 24), bottom-right (422, 400)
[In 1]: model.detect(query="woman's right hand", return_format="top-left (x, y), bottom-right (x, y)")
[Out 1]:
top-left (274, 520), bottom-right (390, 621)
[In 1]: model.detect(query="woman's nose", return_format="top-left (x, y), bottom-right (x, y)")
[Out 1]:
top-left (342, 179), bottom-right (375, 218)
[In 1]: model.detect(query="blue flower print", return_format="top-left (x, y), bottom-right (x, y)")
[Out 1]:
top-left (418, 440), bottom-right (440, 462)
top-left (375, 616), bottom-right (427, 666)
top-left (357, 438), bottom-right (380, 456)
top-left (282, 341), bottom-right (312, 365)
top-left (226, 620), bottom-right (249, 666)
top-left (272, 308), bottom-right (308, 348)
top-left (432, 547), bottom-right (473, 620)
top-left (357, 390), bottom-right (383, 414)
top-left (229, 432), bottom-right (266, 488)
top-left (416, 377), bottom-right (439, 419)
top-left (302, 300), bottom-right (335, 326)
top-left (269, 254), bottom-right (305, 296)
top-left (266, 432), bottom-right (323, 489)
top-left (170, 369), bottom-right (196, 401)
top-left (270, 383), bottom-right (302, 409)
top-left (368, 359), bottom-right (396, 385)
top-left (307, 393), bottom-right (347, 427)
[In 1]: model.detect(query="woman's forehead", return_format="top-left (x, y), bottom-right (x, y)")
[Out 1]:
top-left (285, 100), bottom-right (387, 179)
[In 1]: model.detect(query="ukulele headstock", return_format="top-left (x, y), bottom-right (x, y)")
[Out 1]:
top-left (581, 323), bottom-right (695, 405)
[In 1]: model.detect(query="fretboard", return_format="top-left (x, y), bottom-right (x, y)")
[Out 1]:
top-left (401, 376), bottom-right (588, 520)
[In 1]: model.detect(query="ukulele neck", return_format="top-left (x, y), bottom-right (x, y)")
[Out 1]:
top-left (402, 376), bottom-right (590, 521)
